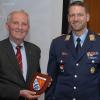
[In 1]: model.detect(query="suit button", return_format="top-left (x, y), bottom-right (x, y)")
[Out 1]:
top-left (74, 75), bottom-right (78, 78)
top-left (73, 86), bottom-right (77, 90)
top-left (76, 63), bottom-right (79, 66)
top-left (73, 98), bottom-right (76, 100)
top-left (92, 60), bottom-right (95, 63)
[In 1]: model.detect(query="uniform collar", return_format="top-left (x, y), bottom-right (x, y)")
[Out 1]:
top-left (73, 28), bottom-right (88, 46)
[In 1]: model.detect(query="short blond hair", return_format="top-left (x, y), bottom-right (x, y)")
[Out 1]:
top-left (68, 1), bottom-right (90, 14)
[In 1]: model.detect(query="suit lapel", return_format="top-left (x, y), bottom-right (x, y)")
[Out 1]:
top-left (77, 32), bottom-right (93, 60)
top-left (24, 42), bottom-right (36, 85)
top-left (4, 39), bottom-right (25, 82)
top-left (65, 35), bottom-right (77, 59)
top-left (24, 43), bottom-right (31, 84)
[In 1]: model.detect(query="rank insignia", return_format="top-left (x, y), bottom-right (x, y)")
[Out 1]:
top-left (65, 35), bottom-right (70, 41)
top-left (87, 51), bottom-right (99, 59)
top-left (90, 67), bottom-right (96, 74)
top-left (87, 52), bottom-right (94, 58)
top-left (89, 34), bottom-right (95, 41)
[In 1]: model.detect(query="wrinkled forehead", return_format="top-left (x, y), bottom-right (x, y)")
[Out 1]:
top-left (7, 10), bottom-right (29, 22)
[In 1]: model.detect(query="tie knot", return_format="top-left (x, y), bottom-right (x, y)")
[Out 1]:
top-left (77, 38), bottom-right (81, 43)
top-left (16, 46), bottom-right (22, 50)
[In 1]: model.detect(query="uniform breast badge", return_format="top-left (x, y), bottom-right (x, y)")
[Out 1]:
top-left (87, 51), bottom-right (95, 58)
top-left (87, 51), bottom-right (99, 60)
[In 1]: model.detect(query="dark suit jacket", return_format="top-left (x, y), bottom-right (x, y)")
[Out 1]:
top-left (0, 38), bottom-right (41, 100)
top-left (45, 31), bottom-right (100, 100)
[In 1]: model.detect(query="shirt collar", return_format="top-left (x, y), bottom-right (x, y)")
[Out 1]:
top-left (9, 39), bottom-right (24, 49)
top-left (73, 28), bottom-right (88, 44)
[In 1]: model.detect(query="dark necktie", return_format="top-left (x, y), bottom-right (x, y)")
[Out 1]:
top-left (76, 38), bottom-right (81, 55)
top-left (16, 46), bottom-right (23, 71)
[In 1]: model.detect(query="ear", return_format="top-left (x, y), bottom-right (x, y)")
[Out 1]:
top-left (86, 13), bottom-right (90, 22)
top-left (5, 22), bottom-right (10, 30)
top-left (68, 15), bottom-right (70, 23)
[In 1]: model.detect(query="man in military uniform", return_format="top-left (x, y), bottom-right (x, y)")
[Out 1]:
top-left (45, 1), bottom-right (100, 100)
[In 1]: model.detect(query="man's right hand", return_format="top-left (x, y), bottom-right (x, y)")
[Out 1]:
top-left (20, 90), bottom-right (40, 99)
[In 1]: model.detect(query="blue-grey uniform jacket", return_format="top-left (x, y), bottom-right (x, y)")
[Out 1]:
top-left (45, 31), bottom-right (100, 100)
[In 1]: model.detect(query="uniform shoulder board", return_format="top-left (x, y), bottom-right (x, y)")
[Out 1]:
top-left (65, 34), bottom-right (71, 41)
top-left (89, 32), bottom-right (100, 41)
top-left (59, 34), bottom-right (66, 37)
top-left (89, 34), bottom-right (95, 41)
top-left (96, 33), bottom-right (100, 36)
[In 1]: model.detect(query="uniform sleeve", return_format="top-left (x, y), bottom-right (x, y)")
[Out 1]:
top-left (45, 40), bottom-right (59, 100)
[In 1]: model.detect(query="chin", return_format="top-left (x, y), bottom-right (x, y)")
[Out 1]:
top-left (72, 27), bottom-right (82, 31)
top-left (15, 37), bottom-right (24, 41)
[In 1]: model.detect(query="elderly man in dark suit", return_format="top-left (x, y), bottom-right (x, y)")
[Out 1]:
top-left (0, 10), bottom-right (41, 100)
top-left (45, 1), bottom-right (100, 100)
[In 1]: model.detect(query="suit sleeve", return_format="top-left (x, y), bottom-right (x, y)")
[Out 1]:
top-left (0, 81), bottom-right (20, 99)
top-left (45, 40), bottom-right (59, 100)
top-left (0, 47), bottom-right (20, 99)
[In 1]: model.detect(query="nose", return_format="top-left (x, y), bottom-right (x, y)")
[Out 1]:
top-left (74, 15), bottom-right (78, 21)
top-left (18, 23), bottom-right (22, 29)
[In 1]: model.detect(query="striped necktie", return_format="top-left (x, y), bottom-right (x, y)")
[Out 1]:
top-left (16, 46), bottom-right (23, 71)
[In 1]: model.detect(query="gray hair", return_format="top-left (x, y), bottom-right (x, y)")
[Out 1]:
top-left (7, 10), bottom-right (30, 23)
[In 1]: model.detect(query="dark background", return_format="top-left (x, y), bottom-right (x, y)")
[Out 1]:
top-left (62, 0), bottom-right (70, 34)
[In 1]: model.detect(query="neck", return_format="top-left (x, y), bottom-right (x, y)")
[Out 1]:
top-left (73, 28), bottom-right (87, 37)
top-left (9, 37), bottom-right (23, 46)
